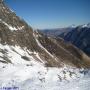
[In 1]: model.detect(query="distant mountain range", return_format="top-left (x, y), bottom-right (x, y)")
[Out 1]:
top-left (40, 24), bottom-right (77, 37)
top-left (41, 24), bottom-right (90, 56)
top-left (40, 27), bottom-right (72, 37)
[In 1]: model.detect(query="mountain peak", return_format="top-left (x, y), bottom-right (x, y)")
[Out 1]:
top-left (81, 23), bottom-right (90, 28)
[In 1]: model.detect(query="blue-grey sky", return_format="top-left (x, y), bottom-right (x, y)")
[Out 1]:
top-left (5, 0), bottom-right (90, 29)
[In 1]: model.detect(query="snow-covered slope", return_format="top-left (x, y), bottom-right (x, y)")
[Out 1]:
top-left (0, 44), bottom-right (90, 90)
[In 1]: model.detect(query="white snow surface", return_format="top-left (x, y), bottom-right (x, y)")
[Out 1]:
top-left (81, 23), bottom-right (90, 28)
top-left (0, 44), bottom-right (90, 90)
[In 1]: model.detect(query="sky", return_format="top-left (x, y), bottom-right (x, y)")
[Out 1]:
top-left (5, 0), bottom-right (90, 29)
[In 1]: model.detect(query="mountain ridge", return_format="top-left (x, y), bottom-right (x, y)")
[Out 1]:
top-left (0, 1), bottom-right (90, 68)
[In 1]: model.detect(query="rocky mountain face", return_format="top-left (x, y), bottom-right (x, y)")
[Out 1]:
top-left (0, 0), bottom-right (90, 68)
top-left (0, 0), bottom-right (37, 50)
top-left (37, 31), bottom-right (90, 68)
top-left (0, 0), bottom-right (58, 67)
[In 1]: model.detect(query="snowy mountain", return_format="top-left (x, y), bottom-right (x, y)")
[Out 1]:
top-left (58, 24), bottom-right (90, 56)
top-left (0, 0), bottom-right (90, 90)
